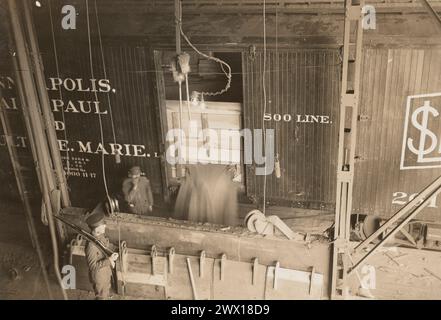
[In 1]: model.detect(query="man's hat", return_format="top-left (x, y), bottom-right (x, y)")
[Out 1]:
top-left (129, 166), bottom-right (142, 176)
top-left (85, 212), bottom-right (106, 229)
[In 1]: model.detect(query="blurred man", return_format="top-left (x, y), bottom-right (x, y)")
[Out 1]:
top-left (85, 212), bottom-right (119, 300)
top-left (174, 164), bottom-right (238, 225)
top-left (122, 166), bottom-right (154, 215)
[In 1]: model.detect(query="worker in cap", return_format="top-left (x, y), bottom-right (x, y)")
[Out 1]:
top-left (122, 166), bottom-right (154, 215)
top-left (85, 212), bottom-right (118, 300)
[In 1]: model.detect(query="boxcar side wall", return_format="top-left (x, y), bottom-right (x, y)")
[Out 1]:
top-left (1, 0), bottom-right (441, 221)
top-left (38, 39), bottom-right (164, 209)
top-left (354, 48), bottom-right (441, 221)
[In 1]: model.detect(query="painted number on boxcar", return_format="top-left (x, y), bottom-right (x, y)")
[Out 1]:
top-left (392, 191), bottom-right (439, 208)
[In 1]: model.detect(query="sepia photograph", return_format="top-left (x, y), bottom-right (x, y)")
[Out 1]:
top-left (0, 0), bottom-right (441, 308)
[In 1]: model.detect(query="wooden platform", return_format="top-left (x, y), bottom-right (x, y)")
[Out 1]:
top-left (61, 207), bottom-right (332, 299)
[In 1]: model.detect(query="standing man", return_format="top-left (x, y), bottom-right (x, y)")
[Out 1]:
top-left (85, 212), bottom-right (119, 300)
top-left (122, 166), bottom-right (154, 215)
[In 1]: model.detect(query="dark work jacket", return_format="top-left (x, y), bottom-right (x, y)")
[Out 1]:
top-left (85, 235), bottom-right (113, 285)
top-left (122, 176), bottom-right (154, 215)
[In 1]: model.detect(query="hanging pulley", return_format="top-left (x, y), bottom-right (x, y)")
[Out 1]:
top-left (104, 195), bottom-right (120, 214)
top-left (171, 52), bottom-right (191, 83)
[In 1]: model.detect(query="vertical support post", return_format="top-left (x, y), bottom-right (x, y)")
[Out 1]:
top-left (22, 0), bottom-right (70, 208)
top-left (7, 0), bottom-right (57, 202)
top-left (7, 0), bottom-right (68, 300)
top-left (152, 50), bottom-right (172, 203)
top-left (331, 0), bottom-right (364, 299)
top-left (7, 0), bottom-right (67, 241)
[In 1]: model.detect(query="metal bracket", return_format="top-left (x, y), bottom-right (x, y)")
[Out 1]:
top-left (341, 93), bottom-right (357, 107)
top-left (252, 258), bottom-right (258, 285)
top-left (151, 245), bottom-right (158, 275)
top-left (119, 241), bottom-right (128, 274)
top-left (186, 257), bottom-right (198, 300)
top-left (68, 238), bottom-right (76, 265)
top-left (340, 255), bottom-right (350, 295)
top-left (309, 266), bottom-right (316, 296)
top-left (220, 253), bottom-right (227, 281)
top-left (199, 250), bottom-right (205, 278)
top-left (336, 171), bottom-right (353, 182)
top-left (273, 261), bottom-right (280, 290)
top-left (116, 241), bottom-right (128, 295)
top-left (75, 233), bottom-right (84, 244)
top-left (168, 247), bottom-right (175, 274)
top-left (398, 228), bottom-right (417, 247)
top-left (334, 238), bottom-right (350, 251)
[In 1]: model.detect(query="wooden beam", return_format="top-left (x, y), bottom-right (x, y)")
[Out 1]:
top-left (348, 181), bottom-right (441, 276)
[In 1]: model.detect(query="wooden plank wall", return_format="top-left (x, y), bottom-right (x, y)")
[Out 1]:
top-left (354, 48), bottom-right (441, 221)
top-left (38, 39), bottom-right (164, 209)
top-left (243, 49), bottom-right (340, 210)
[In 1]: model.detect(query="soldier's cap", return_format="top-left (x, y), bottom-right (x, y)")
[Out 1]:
top-left (129, 166), bottom-right (142, 176)
top-left (85, 212), bottom-right (106, 229)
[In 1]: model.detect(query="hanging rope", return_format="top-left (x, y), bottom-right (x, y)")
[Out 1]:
top-left (87, 0), bottom-right (126, 296)
top-left (85, 0), bottom-right (109, 197)
top-left (274, 2), bottom-right (281, 179)
top-left (178, 79), bottom-right (184, 170)
top-left (94, 0), bottom-right (120, 163)
top-left (48, 0), bottom-right (70, 176)
top-left (116, 217), bottom-right (125, 296)
top-left (262, 0), bottom-right (268, 215)
top-left (179, 24), bottom-right (232, 98)
top-left (173, 1), bottom-right (191, 176)
top-left (175, 3), bottom-right (233, 175)
top-left (185, 74), bottom-right (191, 120)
